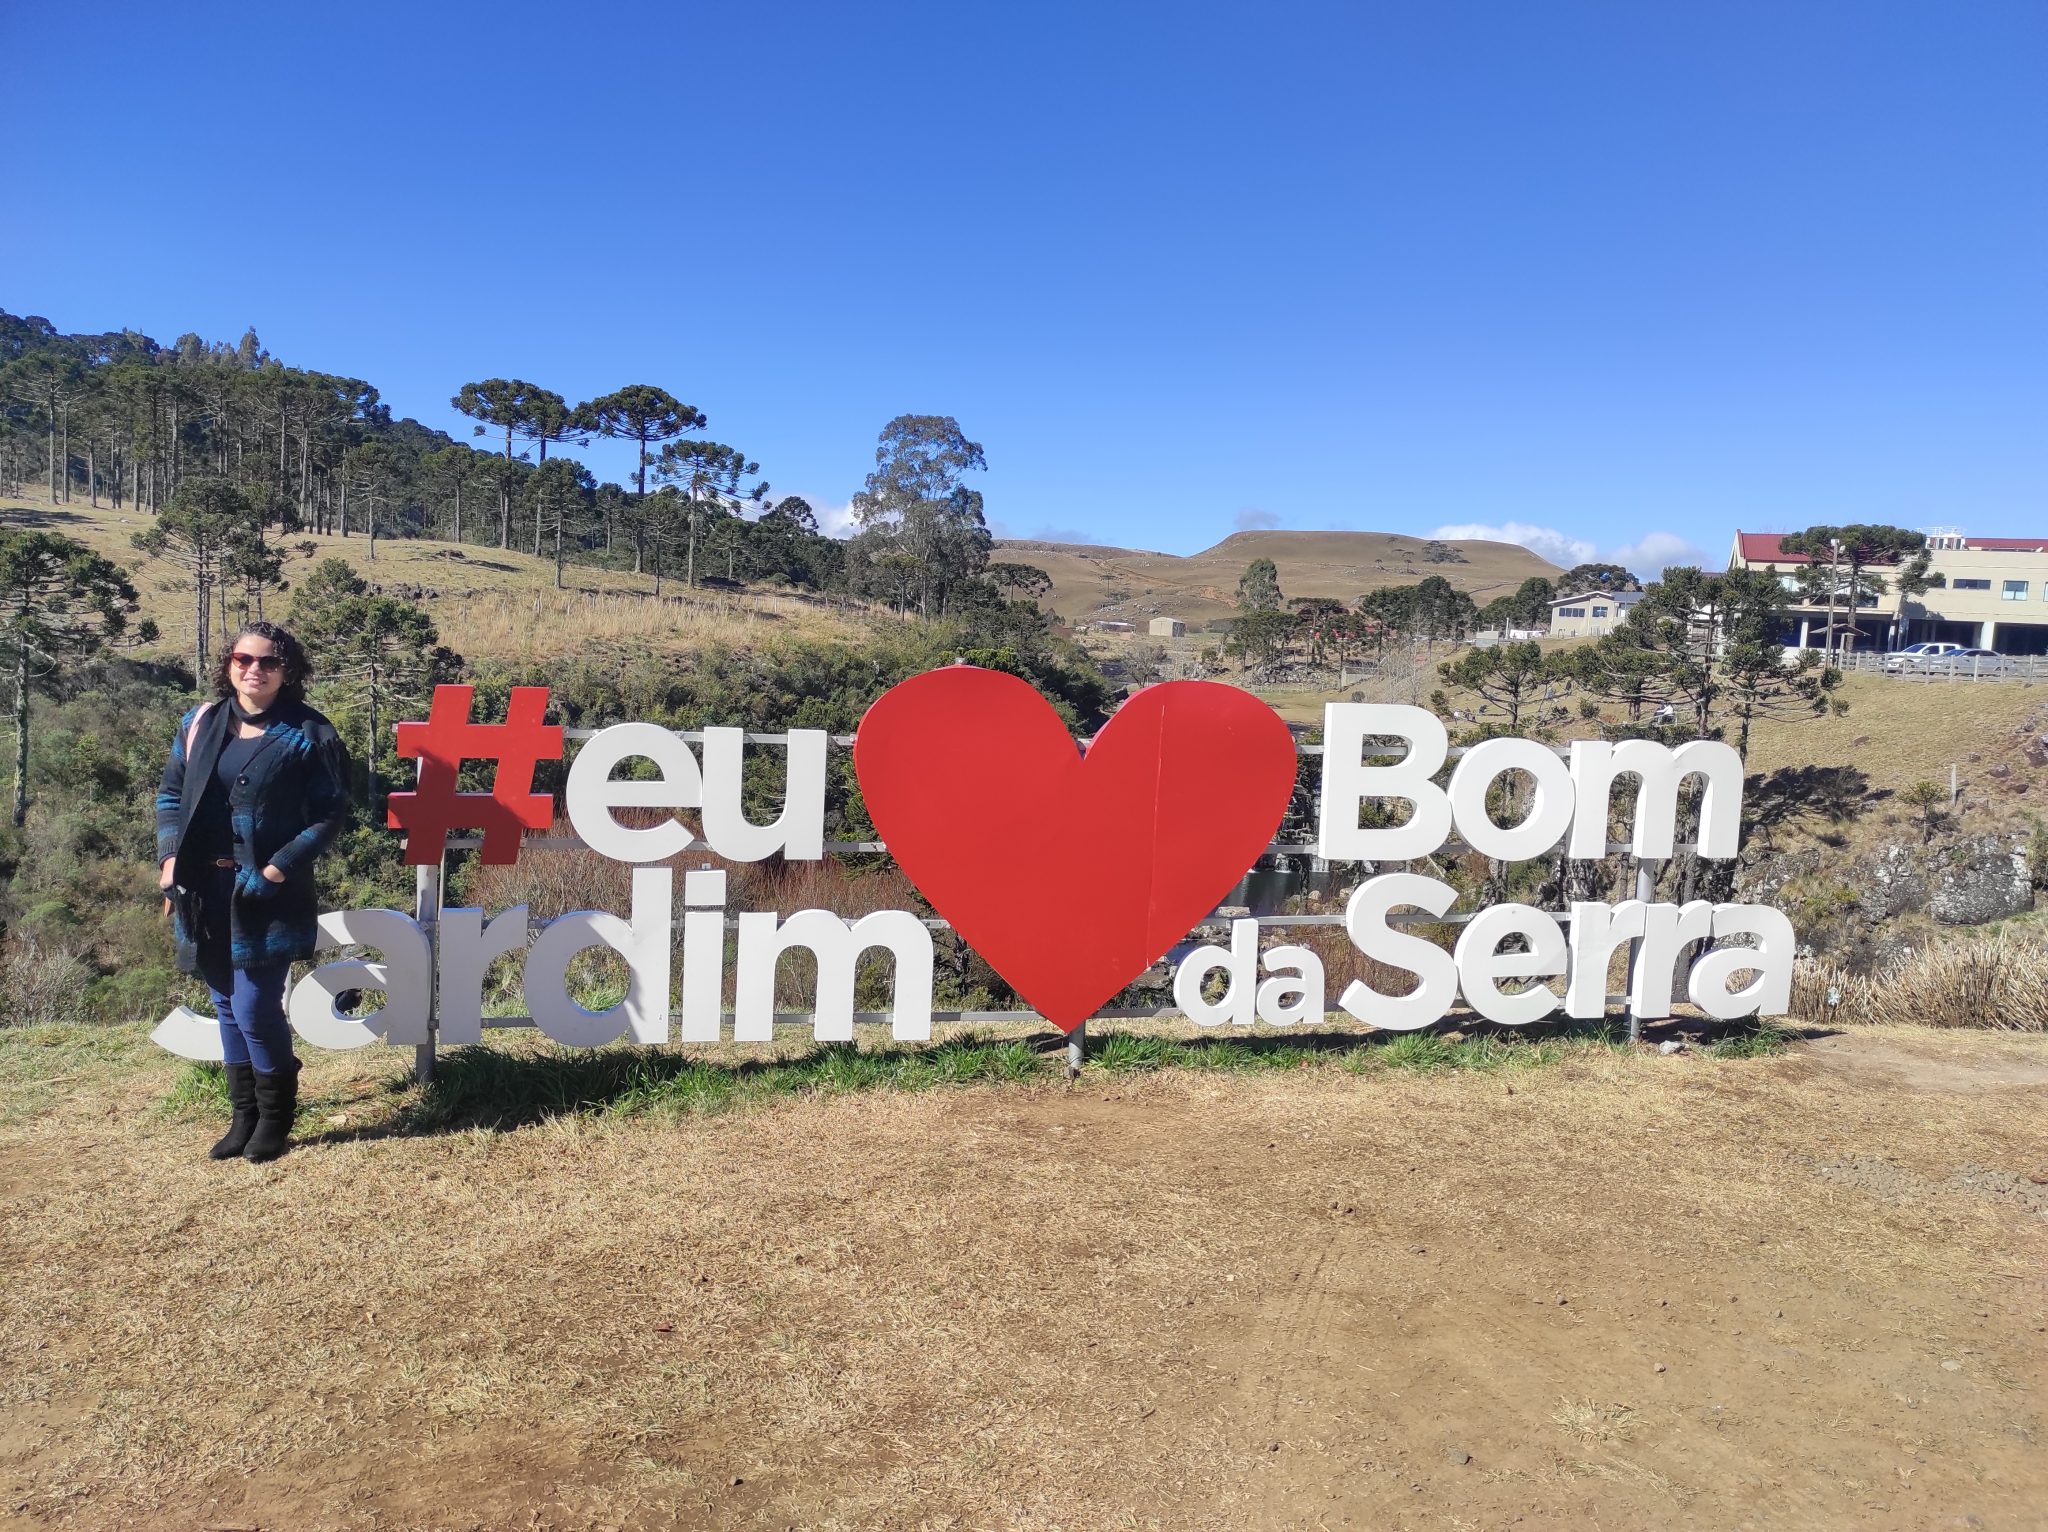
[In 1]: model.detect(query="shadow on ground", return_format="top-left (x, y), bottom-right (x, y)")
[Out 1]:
top-left (265, 1014), bottom-right (1806, 1144)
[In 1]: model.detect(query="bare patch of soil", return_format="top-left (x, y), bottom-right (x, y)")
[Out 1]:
top-left (1797, 1026), bottom-right (2048, 1094)
top-left (2, 1028), bottom-right (2044, 1530)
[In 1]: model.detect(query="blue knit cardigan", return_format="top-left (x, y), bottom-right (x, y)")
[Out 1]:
top-left (155, 697), bottom-right (353, 973)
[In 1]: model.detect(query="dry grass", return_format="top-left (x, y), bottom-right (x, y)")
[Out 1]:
top-left (1790, 940), bottom-right (2048, 1030)
top-left (999, 528), bottom-right (1559, 626)
top-left (445, 585), bottom-right (864, 660)
top-left (0, 492), bottom-right (871, 662)
top-left (1743, 672), bottom-right (2046, 804)
top-left (1, 1021), bottom-right (2042, 1530)
top-left (1552, 1398), bottom-right (1638, 1444)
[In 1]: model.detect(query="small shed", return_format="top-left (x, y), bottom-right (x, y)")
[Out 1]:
top-left (1148, 617), bottom-right (1186, 638)
top-left (1095, 620), bottom-right (1136, 634)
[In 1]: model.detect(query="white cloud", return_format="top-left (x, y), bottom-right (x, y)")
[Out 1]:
top-left (801, 498), bottom-right (859, 539)
top-left (1610, 531), bottom-right (1716, 576)
top-left (1429, 521), bottom-right (1596, 568)
top-left (1235, 507), bottom-right (1282, 531)
top-left (1427, 521), bottom-right (1719, 579)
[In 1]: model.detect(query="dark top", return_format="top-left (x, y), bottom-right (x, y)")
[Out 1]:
top-left (186, 731), bottom-right (273, 860)
top-left (156, 698), bottom-right (353, 974)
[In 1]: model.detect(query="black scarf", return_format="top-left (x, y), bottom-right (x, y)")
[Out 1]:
top-left (228, 694), bottom-right (279, 729)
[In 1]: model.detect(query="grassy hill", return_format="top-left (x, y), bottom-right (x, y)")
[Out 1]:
top-left (996, 529), bottom-right (1562, 626)
top-left (1, 493), bottom-right (867, 666)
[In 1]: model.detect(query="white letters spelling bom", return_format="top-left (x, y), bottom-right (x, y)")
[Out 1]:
top-left (1323, 704), bottom-right (1788, 1024)
top-left (1177, 705), bottom-right (1791, 1031)
top-left (150, 707), bottom-right (1796, 1060)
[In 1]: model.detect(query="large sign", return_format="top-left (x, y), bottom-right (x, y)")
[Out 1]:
top-left (152, 669), bottom-right (1793, 1059)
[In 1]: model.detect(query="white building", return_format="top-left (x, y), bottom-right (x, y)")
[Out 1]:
top-left (1728, 531), bottom-right (2048, 655)
top-left (1546, 589), bottom-right (1642, 638)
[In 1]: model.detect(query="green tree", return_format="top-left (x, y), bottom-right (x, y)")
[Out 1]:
top-left (1410, 575), bottom-right (1478, 643)
top-left (1899, 780), bottom-right (1950, 845)
top-left (1569, 565), bottom-right (1841, 751)
top-left (988, 561), bottom-right (1053, 603)
top-left (132, 478), bottom-right (267, 681)
top-left (1709, 567), bottom-right (1844, 753)
top-left (1224, 608), bottom-right (1297, 671)
top-left (451, 378), bottom-right (541, 463)
top-left (3, 348), bottom-right (90, 502)
top-left (848, 415), bottom-right (991, 617)
top-left (1504, 576), bottom-right (1557, 628)
top-left (531, 457), bottom-right (596, 588)
top-left (1356, 584), bottom-right (1417, 648)
top-left (451, 379), bottom-right (557, 548)
top-left (419, 444), bottom-right (480, 542)
top-left (342, 439), bottom-right (408, 559)
top-left (748, 496), bottom-right (841, 590)
top-left (288, 560), bottom-right (460, 813)
top-left (1236, 557), bottom-right (1283, 613)
top-left (582, 385), bottom-right (707, 500)
top-left (0, 531), bottom-right (143, 825)
top-left (1287, 597), bottom-right (1346, 665)
top-left (653, 439), bottom-right (766, 587)
top-left (1556, 561), bottom-right (1640, 593)
top-left (1316, 608), bottom-right (1375, 682)
top-left (1778, 525), bottom-right (1933, 658)
top-left (1438, 641), bottom-right (1554, 733)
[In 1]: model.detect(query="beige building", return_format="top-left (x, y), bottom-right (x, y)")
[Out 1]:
top-left (1545, 589), bottom-right (1641, 637)
top-left (1147, 617), bottom-right (1186, 638)
top-left (1728, 531), bottom-right (2048, 656)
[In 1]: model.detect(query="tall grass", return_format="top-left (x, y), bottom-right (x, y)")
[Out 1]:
top-left (1788, 940), bottom-right (2048, 1031)
top-left (443, 587), bottom-right (858, 660)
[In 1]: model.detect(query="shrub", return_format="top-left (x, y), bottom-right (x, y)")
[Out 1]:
top-left (0, 939), bottom-right (98, 1027)
top-left (1788, 941), bottom-right (2048, 1031)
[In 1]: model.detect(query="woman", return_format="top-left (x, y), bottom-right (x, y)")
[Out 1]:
top-left (157, 621), bottom-right (352, 1162)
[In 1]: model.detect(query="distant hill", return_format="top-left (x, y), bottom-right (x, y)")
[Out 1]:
top-left (994, 530), bottom-right (1562, 626)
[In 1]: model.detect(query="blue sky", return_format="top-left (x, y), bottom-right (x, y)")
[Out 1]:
top-left (7, 1), bottom-right (2044, 574)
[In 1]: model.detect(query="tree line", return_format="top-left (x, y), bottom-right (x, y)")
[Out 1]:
top-left (0, 310), bottom-right (1023, 663)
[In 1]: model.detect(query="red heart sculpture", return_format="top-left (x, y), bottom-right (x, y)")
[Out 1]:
top-left (855, 667), bottom-right (1298, 1031)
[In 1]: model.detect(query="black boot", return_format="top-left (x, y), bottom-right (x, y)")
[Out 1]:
top-left (243, 1058), bottom-right (302, 1163)
top-left (209, 1061), bottom-right (259, 1160)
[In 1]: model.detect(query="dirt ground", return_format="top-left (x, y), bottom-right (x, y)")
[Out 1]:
top-left (2, 1025), bottom-right (2044, 1531)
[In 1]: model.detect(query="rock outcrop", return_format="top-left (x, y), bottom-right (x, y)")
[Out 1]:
top-left (1930, 837), bottom-right (2036, 926)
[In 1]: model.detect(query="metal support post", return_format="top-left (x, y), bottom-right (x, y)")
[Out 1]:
top-left (414, 859), bottom-right (442, 1085)
top-left (1626, 858), bottom-right (1656, 1045)
top-left (1065, 1020), bottom-right (1086, 1082)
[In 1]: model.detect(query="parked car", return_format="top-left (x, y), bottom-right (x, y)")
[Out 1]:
top-left (1924, 648), bottom-right (2015, 675)
top-left (1883, 641), bottom-right (1967, 671)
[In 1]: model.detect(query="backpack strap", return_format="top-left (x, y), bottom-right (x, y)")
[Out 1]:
top-left (184, 702), bottom-right (215, 760)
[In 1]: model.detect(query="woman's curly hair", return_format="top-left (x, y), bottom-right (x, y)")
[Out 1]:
top-left (210, 620), bottom-right (313, 705)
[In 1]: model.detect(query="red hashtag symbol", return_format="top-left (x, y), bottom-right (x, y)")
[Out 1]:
top-left (387, 685), bottom-right (564, 865)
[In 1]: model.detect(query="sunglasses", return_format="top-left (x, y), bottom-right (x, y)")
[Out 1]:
top-left (229, 652), bottom-right (284, 673)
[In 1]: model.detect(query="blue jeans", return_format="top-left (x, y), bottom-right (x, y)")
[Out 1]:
top-left (194, 865), bottom-right (296, 1074)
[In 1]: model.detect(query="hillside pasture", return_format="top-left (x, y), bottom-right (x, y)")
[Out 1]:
top-left (997, 528), bottom-right (1562, 627)
top-left (0, 494), bottom-right (870, 665)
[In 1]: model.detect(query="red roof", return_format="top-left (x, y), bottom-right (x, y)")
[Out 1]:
top-left (1736, 531), bottom-right (2048, 564)
top-left (1736, 533), bottom-right (1811, 564)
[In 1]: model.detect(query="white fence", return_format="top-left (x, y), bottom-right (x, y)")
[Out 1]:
top-left (1833, 651), bottom-right (2048, 682)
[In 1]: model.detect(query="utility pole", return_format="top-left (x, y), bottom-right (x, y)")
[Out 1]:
top-left (1827, 536), bottom-right (1844, 662)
